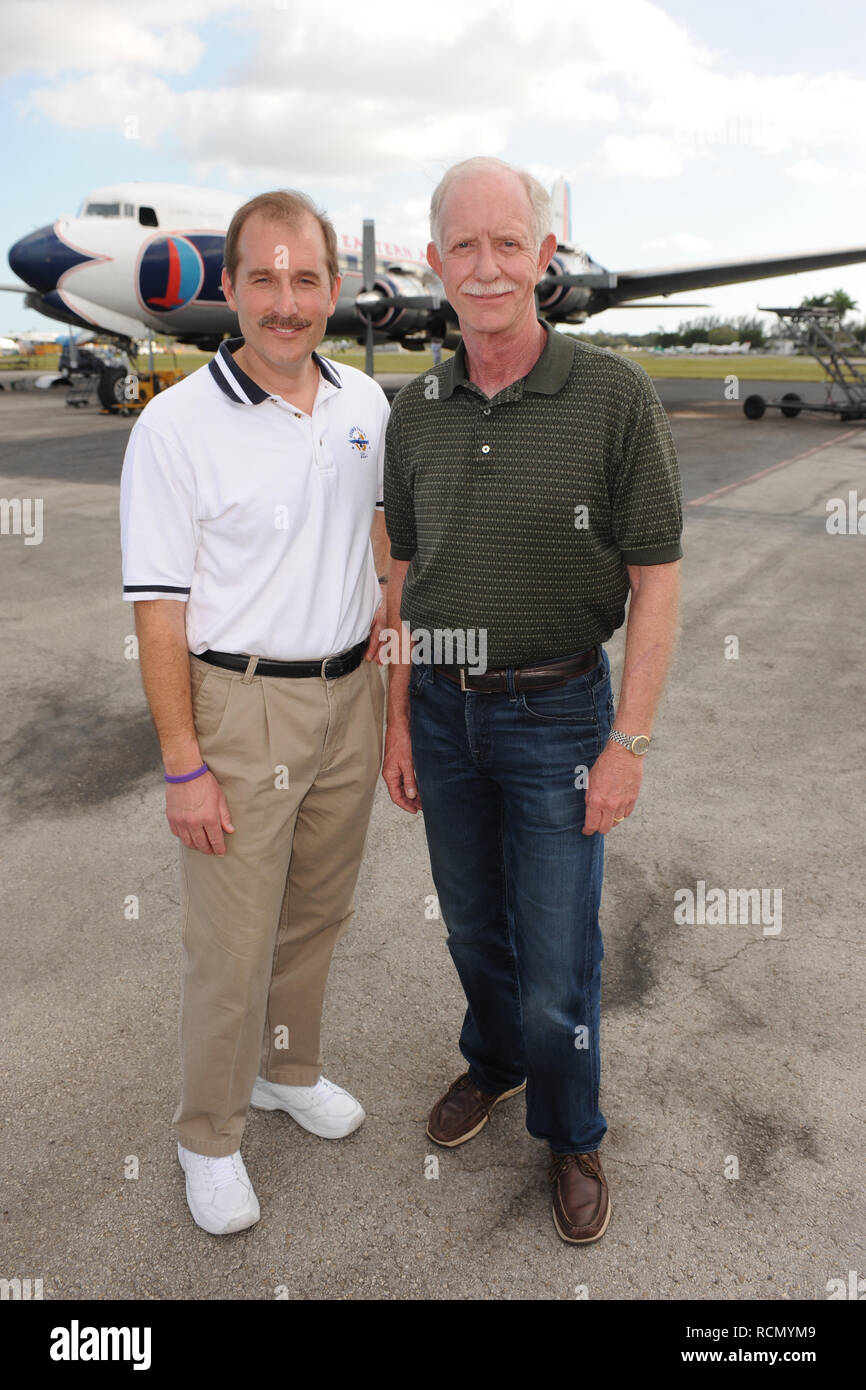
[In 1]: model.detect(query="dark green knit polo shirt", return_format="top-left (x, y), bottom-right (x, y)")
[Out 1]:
top-left (384, 319), bottom-right (683, 669)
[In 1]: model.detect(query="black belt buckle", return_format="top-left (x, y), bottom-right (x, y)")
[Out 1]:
top-left (320, 637), bottom-right (364, 681)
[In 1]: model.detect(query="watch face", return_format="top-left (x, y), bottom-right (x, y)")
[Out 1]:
top-left (631, 735), bottom-right (651, 756)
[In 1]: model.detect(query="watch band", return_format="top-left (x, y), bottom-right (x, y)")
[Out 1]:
top-left (609, 729), bottom-right (651, 756)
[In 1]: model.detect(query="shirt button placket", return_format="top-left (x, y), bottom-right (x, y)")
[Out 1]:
top-left (480, 403), bottom-right (492, 473)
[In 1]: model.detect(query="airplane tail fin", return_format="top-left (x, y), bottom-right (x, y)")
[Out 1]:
top-left (550, 177), bottom-right (572, 246)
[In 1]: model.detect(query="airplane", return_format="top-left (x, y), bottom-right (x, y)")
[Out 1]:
top-left (6, 178), bottom-right (866, 369)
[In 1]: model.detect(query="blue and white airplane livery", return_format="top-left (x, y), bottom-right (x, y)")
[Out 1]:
top-left (6, 179), bottom-right (866, 353)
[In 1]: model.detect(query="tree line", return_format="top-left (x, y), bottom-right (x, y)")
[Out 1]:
top-left (570, 290), bottom-right (865, 350)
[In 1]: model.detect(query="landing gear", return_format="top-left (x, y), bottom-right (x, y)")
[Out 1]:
top-left (97, 366), bottom-right (128, 410)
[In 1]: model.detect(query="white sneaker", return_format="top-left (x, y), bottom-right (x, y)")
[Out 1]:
top-left (250, 1075), bottom-right (365, 1138)
top-left (177, 1143), bottom-right (260, 1235)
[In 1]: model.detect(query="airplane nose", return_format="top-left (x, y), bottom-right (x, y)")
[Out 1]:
top-left (8, 223), bottom-right (94, 294)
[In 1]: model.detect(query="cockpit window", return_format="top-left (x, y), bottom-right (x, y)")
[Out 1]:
top-left (85, 202), bottom-right (121, 217)
top-left (139, 206), bottom-right (159, 227)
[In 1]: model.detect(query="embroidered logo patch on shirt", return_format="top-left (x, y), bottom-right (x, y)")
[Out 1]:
top-left (349, 426), bottom-right (370, 455)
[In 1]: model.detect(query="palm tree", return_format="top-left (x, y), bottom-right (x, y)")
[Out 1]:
top-left (800, 290), bottom-right (858, 322)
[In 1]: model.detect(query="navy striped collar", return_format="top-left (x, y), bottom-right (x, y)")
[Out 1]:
top-left (208, 336), bottom-right (342, 405)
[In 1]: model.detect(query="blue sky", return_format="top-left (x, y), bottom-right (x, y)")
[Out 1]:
top-left (4, 0), bottom-right (866, 336)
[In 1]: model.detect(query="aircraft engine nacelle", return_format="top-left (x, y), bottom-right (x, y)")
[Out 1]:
top-left (536, 251), bottom-right (595, 318)
top-left (360, 271), bottom-right (430, 334)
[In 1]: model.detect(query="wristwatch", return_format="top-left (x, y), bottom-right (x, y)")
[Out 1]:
top-left (608, 729), bottom-right (651, 756)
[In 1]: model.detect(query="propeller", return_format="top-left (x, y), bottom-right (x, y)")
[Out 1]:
top-left (355, 219), bottom-right (444, 377)
top-left (361, 219), bottom-right (376, 378)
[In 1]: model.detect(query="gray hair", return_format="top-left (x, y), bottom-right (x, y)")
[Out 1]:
top-left (429, 157), bottom-right (553, 253)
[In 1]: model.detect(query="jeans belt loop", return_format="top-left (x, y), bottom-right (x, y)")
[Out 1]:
top-left (459, 669), bottom-right (468, 691)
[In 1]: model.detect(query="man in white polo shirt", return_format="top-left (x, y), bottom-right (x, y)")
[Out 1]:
top-left (120, 190), bottom-right (389, 1235)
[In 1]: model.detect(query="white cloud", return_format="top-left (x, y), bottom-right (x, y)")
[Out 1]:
top-left (0, 0), bottom-right (237, 79)
top-left (784, 158), bottom-right (866, 185)
top-left (10, 0), bottom-right (866, 196)
top-left (638, 71), bottom-right (866, 157)
top-left (641, 232), bottom-right (714, 253)
top-left (600, 133), bottom-right (691, 178)
top-left (786, 158), bottom-right (838, 183)
top-left (4, 0), bottom-right (654, 183)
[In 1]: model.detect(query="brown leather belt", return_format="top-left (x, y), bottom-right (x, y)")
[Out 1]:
top-left (436, 645), bottom-right (601, 692)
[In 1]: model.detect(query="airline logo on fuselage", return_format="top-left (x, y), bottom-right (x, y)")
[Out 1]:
top-left (138, 234), bottom-right (227, 312)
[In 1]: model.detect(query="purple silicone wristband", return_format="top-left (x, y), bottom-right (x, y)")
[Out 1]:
top-left (164, 762), bottom-right (208, 784)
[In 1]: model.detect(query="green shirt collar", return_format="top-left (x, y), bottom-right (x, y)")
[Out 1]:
top-left (439, 318), bottom-right (575, 400)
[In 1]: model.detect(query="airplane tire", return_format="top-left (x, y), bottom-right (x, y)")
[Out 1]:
top-left (743, 394), bottom-right (766, 420)
top-left (98, 366), bottom-right (129, 411)
top-left (780, 392), bottom-right (802, 418)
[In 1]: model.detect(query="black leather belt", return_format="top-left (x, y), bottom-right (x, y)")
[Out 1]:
top-left (194, 637), bottom-right (368, 679)
top-left (436, 645), bottom-right (601, 692)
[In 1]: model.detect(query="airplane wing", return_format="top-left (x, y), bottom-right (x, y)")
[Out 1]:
top-left (605, 247), bottom-right (866, 304)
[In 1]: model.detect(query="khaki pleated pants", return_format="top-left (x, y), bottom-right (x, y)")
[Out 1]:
top-left (172, 650), bottom-right (385, 1156)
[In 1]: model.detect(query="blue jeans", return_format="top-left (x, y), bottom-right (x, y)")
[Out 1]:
top-left (408, 648), bottom-right (613, 1154)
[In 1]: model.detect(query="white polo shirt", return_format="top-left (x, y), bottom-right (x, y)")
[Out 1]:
top-left (120, 338), bottom-right (389, 660)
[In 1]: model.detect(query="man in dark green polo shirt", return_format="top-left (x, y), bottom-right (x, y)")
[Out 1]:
top-left (382, 156), bottom-right (682, 1245)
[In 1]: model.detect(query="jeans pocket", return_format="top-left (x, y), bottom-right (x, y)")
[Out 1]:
top-left (518, 674), bottom-right (598, 725)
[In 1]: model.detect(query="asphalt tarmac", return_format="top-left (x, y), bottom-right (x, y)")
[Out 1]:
top-left (0, 376), bottom-right (863, 1302)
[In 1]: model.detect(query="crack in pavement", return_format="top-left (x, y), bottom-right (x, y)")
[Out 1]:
top-left (694, 939), bottom-right (763, 983)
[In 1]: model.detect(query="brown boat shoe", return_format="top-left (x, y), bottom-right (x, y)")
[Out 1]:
top-left (426, 1072), bottom-right (527, 1147)
top-left (550, 1150), bottom-right (611, 1244)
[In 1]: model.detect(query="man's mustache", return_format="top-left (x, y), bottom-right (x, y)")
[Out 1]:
top-left (460, 279), bottom-right (518, 297)
top-left (260, 315), bottom-right (313, 330)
